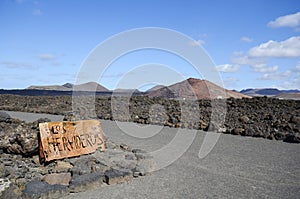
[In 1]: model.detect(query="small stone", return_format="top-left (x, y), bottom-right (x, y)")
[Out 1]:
top-left (217, 127), bottom-right (227, 133)
top-left (42, 173), bottom-right (71, 186)
top-left (69, 172), bottom-right (105, 193)
top-left (0, 165), bottom-right (8, 178)
top-left (71, 156), bottom-right (95, 176)
top-left (283, 133), bottom-right (300, 143)
top-left (104, 170), bottom-right (132, 185)
top-left (132, 149), bottom-right (147, 154)
top-left (199, 119), bottom-right (208, 130)
top-left (91, 162), bottom-right (110, 173)
top-left (23, 179), bottom-right (68, 199)
top-left (24, 173), bottom-right (32, 180)
top-left (3, 161), bottom-right (12, 167)
top-left (239, 116), bottom-right (250, 123)
top-left (135, 153), bottom-right (152, 160)
top-left (0, 178), bottom-right (11, 195)
top-left (31, 155), bottom-right (40, 165)
top-left (54, 161), bottom-right (73, 173)
top-left (16, 178), bottom-right (27, 189)
top-left (133, 172), bottom-right (140, 178)
top-left (232, 128), bottom-right (245, 135)
top-left (274, 132), bottom-right (286, 140)
top-left (175, 123), bottom-right (181, 128)
top-left (135, 159), bottom-right (156, 176)
top-left (290, 116), bottom-right (300, 124)
top-left (268, 134), bottom-right (275, 140)
top-left (120, 144), bottom-right (130, 151)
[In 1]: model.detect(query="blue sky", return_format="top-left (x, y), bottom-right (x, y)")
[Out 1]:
top-left (0, 0), bottom-right (299, 91)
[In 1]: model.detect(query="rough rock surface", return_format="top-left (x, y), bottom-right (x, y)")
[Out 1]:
top-left (42, 173), bottom-right (72, 186)
top-left (0, 117), bottom-right (50, 156)
top-left (0, 118), bottom-right (156, 198)
top-left (0, 95), bottom-right (299, 143)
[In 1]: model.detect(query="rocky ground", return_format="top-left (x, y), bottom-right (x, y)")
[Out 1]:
top-left (0, 115), bottom-right (155, 198)
top-left (0, 94), bottom-right (299, 143)
top-left (0, 94), bottom-right (299, 198)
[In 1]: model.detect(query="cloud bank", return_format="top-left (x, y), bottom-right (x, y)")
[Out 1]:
top-left (248, 36), bottom-right (300, 58)
top-left (268, 12), bottom-right (300, 28)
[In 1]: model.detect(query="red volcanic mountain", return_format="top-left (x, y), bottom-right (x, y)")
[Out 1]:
top-left (147, 78), bottom-right (250, 99)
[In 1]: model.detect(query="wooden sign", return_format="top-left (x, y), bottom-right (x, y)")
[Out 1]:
top-left (39, 120), bottom-right (105, 162)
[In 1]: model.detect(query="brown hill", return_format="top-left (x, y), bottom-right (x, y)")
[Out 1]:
top-left (113, 88), bottom-right (140, 93)
top-left (27, 85), bottom-right (70, 91)
top-left (27, 82), bottom-right (109, 92)
top-left (146, 85), bottom-right (165, 92)
top-left (112, 88), bottom-right (142, 96)
top-left (274, 93), bottom-right (300, 100)
top-left (72, 82), bottom-right (109, 92)
top-left (147, 78), bottom-right (250, 99)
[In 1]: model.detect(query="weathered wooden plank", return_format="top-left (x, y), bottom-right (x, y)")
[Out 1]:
top-left (39, 120), bottom-right (105, 162)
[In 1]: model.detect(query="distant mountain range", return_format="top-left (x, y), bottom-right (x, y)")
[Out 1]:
top-left (22, 78), bottom-right (249, 99)
top-left (240, 88), bottom-right (300, 97)
top-left (27, 78), bottom-right (249, 99)
top-left (1, 78), bottom-right (299, 100)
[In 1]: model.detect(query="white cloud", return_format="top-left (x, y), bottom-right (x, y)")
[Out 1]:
top-left (231, 54), bottom-right (265, 66)
top-left (0, 61), bottom-right (35, 68)
top-left (295, 62), bottom-right (300, 71)
top-left (32, 9), bottom-right (42, 15)
top-left (293, 62), bottom-right (300, 77)
top-left (258, 70), bottom-right (291, 80)
top-left (253, 65), bottom-right (278, 73)
top-left (272, 77), bottom-right (300, 90)
top-left (240, 36), bottom-right (253, 43)
top-left (275, 78), bottom-right (300, 90)
top-left (257, 63), bottom-right (300, 89)
top-left (230, 52), bottom-right (279, 73)
top-left (38, 53), bottom-right (56, 61)
top-left (268, 12), bottom-right (300, 28)
top-left (216, 64), bottom-right (239, 72)
top-left (189, 39), bottom-right (205, 46)
top-left (248, 36), bottom-right (300, 58)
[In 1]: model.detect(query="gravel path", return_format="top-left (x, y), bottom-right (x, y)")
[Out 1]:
top-left (68, 120), bottom-right (300, 199)
top-left (3, 111), bottom-right (300, 198)
top-left (1, 110), bottom-right (64, 122)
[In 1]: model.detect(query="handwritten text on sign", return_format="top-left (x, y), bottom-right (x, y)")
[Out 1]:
top-left (39, 120), bottom-right (105, 162)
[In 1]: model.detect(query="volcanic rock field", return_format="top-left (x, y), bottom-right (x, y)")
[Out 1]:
top-left (0, 94), bottom-right (299, 143)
